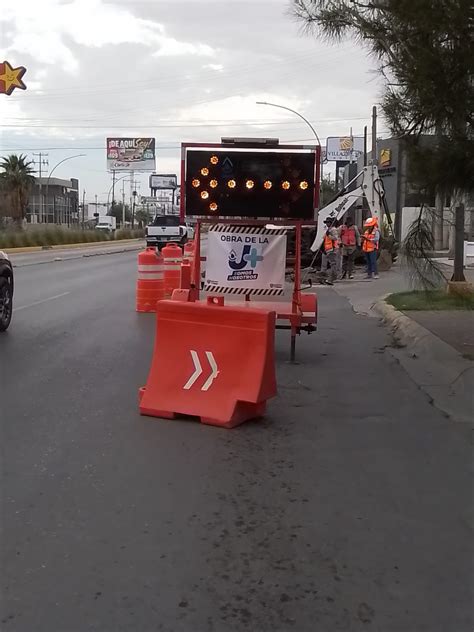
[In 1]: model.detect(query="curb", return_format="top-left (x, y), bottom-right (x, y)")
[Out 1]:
top-left (11, 242), bottom-right (145, 268)
top-left (372, 298), bottom-right (473, 424)
top-left (4, 238), bottom-right (143, 254)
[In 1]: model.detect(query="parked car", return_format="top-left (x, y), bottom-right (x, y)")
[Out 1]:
top-left (0, 250), bottom-right (14, 332)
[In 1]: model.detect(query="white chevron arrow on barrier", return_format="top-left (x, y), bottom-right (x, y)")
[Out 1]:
top-left (183, 350), bottom-right (219, 391)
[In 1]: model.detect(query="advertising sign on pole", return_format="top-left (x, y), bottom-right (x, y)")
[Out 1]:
top-left (205, 225), bottom-right (287, 296)
top-left (326, 136), bottom-right (364, 162)
top-left (149, 174), bottom-right (178, 189)
top-left (106, 138), bottom-right (156, 172)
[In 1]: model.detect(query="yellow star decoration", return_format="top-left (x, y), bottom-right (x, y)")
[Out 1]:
top-left (0, 61), bottom-right (27, 96)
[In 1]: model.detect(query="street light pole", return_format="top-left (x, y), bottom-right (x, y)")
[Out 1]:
top-left (46, 154), bottom-right (86, 224)
top-left (256, 101), bottom-right (324, 207)
top-left (107, 174), bottom-right (128, 212)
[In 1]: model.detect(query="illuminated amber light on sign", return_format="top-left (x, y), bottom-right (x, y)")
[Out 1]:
top-left (299, 180), bottom-right (309, 190)
top-left (201, 190), bottom-right (209, 199)
top-left (282, 181), bottom-right (290, 190)
top-left (210, 179), bottom-right (218, 188)
top-left (227, 179), bottom-right (236, 188)
top-left (209, 202), bottom-right (218, 211)
top-left (263, 180), bottom-right (272, 190)
top-left (192, 178), bottom-right (200, 188)
top-left (245, 180), bottom-right (255, 189)
top-left (201, 167), bottom-right (209, 176)
top-left (210, 155), bottom-right (219, 165)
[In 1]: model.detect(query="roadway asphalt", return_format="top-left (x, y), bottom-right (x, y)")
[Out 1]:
top-left (1, 251), bottom-right (472, 632)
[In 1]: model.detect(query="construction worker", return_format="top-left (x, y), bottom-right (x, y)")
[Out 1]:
top-left (323, 217), bottom-right (339, 284)
top-left (339, 216), bottom-right (361, 279)
top-left (362, 217), bottom-right (380, 279)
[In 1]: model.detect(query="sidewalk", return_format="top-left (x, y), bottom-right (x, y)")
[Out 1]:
top-left (330, 264), bottom-right (473, 424)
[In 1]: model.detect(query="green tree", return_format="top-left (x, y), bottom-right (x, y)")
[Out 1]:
top-left (134, 208), bottom-right (151, 227)
top-left (109, 202), bottom-right (131, 226)
top-left (321, 174), bottom-right (338, 202)
top-left (292, 1), bottom-right (473, 198)
top-left (0, 154), bottom-right (36, 225)
top-left (293, 0), bottom-right (473, 286)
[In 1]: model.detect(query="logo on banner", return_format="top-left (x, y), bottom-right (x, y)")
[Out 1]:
top-left (227, 245), bottom-right (264, 281)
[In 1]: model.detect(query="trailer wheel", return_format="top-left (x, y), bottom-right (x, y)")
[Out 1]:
top-left (0, 276), bottom-right (13, 332)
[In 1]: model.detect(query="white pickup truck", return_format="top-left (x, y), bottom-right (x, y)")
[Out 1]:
top-left (145, 215), bottom-right (194, 249)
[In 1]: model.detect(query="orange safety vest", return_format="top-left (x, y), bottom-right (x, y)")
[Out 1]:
top-left (340, 225), bottom-right (357, 246)
top-left (362, 229), bottom-right (379, 252)
top-left (324, 233), bottom-right (338, 252)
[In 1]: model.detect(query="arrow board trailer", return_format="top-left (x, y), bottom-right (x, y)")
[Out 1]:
top-left (180, 139), bottom-right (320, 361)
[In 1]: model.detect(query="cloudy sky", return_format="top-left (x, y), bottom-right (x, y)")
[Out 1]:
top-left (1, 0), bottom-right (388, 205)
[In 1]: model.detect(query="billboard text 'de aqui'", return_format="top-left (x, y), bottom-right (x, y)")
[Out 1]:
top-left (106, 138), bottom-right (156, 172)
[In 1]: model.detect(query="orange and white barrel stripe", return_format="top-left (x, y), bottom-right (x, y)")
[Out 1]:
top-left (136, 248), bottom-right (165, 312)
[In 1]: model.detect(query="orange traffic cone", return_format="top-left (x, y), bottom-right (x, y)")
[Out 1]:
top-left (136, 247), bottom-right (165, 312)
top-left (162, 242), bottom-right (183, 298)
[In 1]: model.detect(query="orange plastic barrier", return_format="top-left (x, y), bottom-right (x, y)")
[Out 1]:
top-left (136, 247), bottom-right (165, 312)
top-left (139, 297), bottom-right (277, 428)
top-left (162, 242), bottom-right (183, 298)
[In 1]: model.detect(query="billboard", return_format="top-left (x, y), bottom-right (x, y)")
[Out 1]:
top-left (185, 149), bottom-right (316, 219)
top-left (326, 136), bottom-right (364, 162)
top-left (106, 137), bottom-right (155, 172)
top-left (150, 174), bottom-right (178, 189)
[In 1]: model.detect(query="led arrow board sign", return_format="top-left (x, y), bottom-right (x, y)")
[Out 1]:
top-left (185, 149), bottom-right (316, 219)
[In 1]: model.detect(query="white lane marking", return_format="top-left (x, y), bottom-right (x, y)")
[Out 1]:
top-left (13, 292), bottom-right (71, 312)
top-left (183, 350), bottom-right (203, 390)
top-left (201, 351), bottom-right (219, 391)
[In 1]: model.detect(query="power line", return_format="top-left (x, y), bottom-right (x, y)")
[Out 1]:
top-left (0, 116), bottom-right (371, 129)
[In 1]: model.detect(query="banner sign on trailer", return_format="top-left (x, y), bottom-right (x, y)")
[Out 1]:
top-left (106, 137), bottom-right (156, 171)
top-left (205, 225), bottom-right (287, 296)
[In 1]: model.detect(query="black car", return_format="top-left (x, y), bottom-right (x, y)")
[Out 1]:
top-left (0, 250), bottom-right (13, 331)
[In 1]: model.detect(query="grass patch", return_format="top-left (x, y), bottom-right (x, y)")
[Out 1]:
top-left (387, 290), bottom-right (474, 311)
top-left (0, 227), bottom-right (145, 249)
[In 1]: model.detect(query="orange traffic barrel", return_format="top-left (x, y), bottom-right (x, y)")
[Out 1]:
top-left (162, 242), bottom-right (183, 298)
top-left (183, 240), bottom-right (194, 261)
top-left (136, 247), bottom-right (165, 312)
top-left (183, 241), bottom-right (195, 284)
top-left (180, 258), bottom-right (192, 290)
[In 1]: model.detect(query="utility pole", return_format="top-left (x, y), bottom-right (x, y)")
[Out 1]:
top-left (82, 189), bottom-right (85, 228)
top-left (33, 152), bottom-right (49, 223)
top-left (371, 106), bottom-right (377, 165)
top-left (363, 126), bottom-right (368, 166)
top-left (451, 204), bottom-right (466, 282)
top-left (122, 180), bottom-right (126, 228)
top-left (111, 169), bottom-right (116, 214)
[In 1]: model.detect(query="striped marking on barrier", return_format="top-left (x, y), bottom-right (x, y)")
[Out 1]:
top-left (138, 265), bottom-right (164, 272)
top-left (138, 273), bottom-right (164, 280)
top-left (209, 225), bottom-right (286, 236)
top-left (204, 285), bottom-right (284, 296)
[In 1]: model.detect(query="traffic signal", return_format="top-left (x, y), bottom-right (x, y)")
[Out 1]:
top-left (185, 149), bottom-right (315, 219)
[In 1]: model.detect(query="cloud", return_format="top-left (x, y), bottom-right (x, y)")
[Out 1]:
top-left (0, 0), bottom-right (383, 200)
top-left (1, 0), bottom-right (215, 74)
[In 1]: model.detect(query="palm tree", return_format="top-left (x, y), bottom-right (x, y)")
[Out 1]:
top-left (0, 154), bottom-right (36, 226)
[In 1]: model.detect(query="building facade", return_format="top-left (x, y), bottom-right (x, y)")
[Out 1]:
top-left (27, 177), bottom-right (79, 225)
